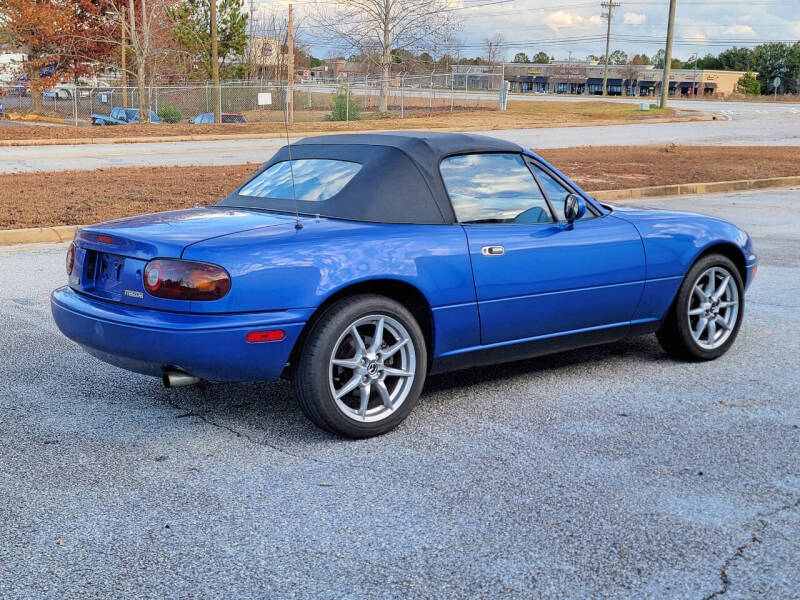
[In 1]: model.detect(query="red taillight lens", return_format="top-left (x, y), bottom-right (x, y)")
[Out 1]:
top-left (66, 243), bottom-right (76, 275)
top-left (143, 259), bottom-right (231, 301)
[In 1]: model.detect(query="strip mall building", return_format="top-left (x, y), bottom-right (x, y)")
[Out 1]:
top-left (454, 62), bottom-right (750, 98)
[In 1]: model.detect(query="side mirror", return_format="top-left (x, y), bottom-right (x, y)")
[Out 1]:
top-left (564, 193), bottom-right (586, 223)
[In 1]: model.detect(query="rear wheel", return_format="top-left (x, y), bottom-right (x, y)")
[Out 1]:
top-left (293, 294), bottom-right (427, 438)
top-left (657, 254), bottom-right (744, 361)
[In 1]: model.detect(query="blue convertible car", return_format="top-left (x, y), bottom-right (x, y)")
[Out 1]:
top-left (52, 132), bottom-right (757, 437)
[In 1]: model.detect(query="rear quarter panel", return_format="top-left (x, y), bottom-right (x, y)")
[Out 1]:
top-left (181, 219), bottom-right (480, 356)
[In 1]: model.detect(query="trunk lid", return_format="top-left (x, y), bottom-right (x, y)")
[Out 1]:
top-left (70, 207), bottom-right (293, 308)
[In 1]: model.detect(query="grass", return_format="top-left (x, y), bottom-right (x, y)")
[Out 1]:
top-left (0, 100), bottom-right (690, 143)
top-left (2, 145), bottom-right (798, 230)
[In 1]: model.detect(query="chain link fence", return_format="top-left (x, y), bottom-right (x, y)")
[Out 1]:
top-left (1, 73), bottom-right (501, 126)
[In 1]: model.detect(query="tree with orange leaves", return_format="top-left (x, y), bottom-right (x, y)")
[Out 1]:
top-left (3, 0), bottom-right (118, 111)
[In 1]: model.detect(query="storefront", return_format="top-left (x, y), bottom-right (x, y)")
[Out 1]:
top-left (668, 81), bottom-right (677, 96)
top-left (678, 81), bottom-right (696, 97)
top-left (606, 78), bottom-right (623, 96)
top-left (586, 77), bottom-right (604, 95)
top-left (495, 63), bottom-right (749, 98)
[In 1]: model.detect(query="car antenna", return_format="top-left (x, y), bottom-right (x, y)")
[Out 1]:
top-left (283, 100), bottom-right (303, 230)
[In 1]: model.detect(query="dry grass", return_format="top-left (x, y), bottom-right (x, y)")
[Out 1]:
top-left (2, 145), bottom-right (796, 229)
top-left (0, 101), bottom-right (686, 142)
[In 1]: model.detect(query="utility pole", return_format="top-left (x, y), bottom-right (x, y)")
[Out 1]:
top-left (249, 0), bottom-right (255, 79)
top-left (568, 50), bottom-right (573, 94)
top-left (659, 0), bottom-right (677, 109)
top-left (121, 10), bottom-right (127, 108)
top-left (601, 1), bottom-right (620, 97)
top-left (210, 0), bottom-right (221, 123)
top-left (288, 3), bottom-right (294, 125)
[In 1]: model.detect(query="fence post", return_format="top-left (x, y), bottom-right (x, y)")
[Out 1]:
top-left (346, 84), bottom-right (349, 121)
top-left (73, 89), bottom-right (78, 126)
top-left (402, 75), bottom-right (406, 117)
top-left (451, 74), bottom-right (454, 111)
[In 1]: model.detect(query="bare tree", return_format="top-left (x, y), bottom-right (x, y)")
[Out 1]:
top-left (109, 0), bottom-right (172, 122)
top-left (483, 33), bottom-right (505, 66)
top-left (312, 0), bottom-right (462, 112)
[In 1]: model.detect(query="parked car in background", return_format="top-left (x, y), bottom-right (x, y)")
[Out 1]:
top-left (42, 81), bottom-right (111, 100)
top-left (51, 132), bottom-right (757, 438)
top-left (191, 112), bottom-right (247, 124)
top-left (8, 76), bottom-right (31, 96)
top-left (91, 107), bottom-right (161, 125)
top-left (0, 98), bottom-right (4, 119)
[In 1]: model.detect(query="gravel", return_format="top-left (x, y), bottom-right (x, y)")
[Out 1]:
top-left (1, 187), bottom-right (798, 599)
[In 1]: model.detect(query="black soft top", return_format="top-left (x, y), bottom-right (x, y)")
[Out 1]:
top-left (220, 131), bottom-right (525, 225)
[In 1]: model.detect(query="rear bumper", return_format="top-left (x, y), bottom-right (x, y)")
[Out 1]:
top-left (51, 286), bottom-right (308, 382)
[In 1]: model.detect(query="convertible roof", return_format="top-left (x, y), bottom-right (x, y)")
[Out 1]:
top-left (221, 132), bottom-right (525, 225)
top-left (295, 131), bottom-right (523, 162)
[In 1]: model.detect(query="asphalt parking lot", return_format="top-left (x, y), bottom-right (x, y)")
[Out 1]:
top-left (1, 187), bottom-right (798, 599)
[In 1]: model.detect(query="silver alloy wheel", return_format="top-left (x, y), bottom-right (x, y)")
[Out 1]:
top-left (687, 266), bottom-right (740, 350)
top-left (328, 314), bottom-right (416, 423)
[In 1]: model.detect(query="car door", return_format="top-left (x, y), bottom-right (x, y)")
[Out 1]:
top-left (440, 152), bottom-right (645, 346)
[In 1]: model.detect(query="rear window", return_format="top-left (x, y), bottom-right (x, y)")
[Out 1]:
top-left (238, 159), bottom-right (361, 202)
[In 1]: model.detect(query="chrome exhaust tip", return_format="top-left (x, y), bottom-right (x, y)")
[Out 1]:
top-left (162, 370), bottom-right (201, 388)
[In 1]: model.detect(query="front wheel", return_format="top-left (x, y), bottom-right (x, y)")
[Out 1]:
top-left (657, 254), bottom-right (744, 361)
top-left (293, 294), bottom-right (428, 438)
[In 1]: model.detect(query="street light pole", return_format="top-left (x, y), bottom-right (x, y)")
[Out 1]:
top-left (659, 0), bottom-right (677, 109)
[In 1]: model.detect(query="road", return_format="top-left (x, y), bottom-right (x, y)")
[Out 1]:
top-left (1, 187), bottom-right (798, 599)
top-left (2, 107), bottom-right (799, 174)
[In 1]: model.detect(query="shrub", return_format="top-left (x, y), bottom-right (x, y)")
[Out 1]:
top-left (158, 105), bottom-right (183, 123)
top-left (736, 72), bottom-right (761, 96)
top-left (328, 85), bottom-right (362, 121)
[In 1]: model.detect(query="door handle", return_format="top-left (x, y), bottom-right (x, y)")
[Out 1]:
top-left (481, 245), bottom-right (505, 256)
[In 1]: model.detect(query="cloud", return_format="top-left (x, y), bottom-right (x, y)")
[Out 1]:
top-left (723, 24), bottom-right (755, 35)
top-left (623, 12), bottom-right (646, 26)
top-left (544, 10), bottom-right (603, 32)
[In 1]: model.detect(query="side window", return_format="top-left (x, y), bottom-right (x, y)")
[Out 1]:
top-left (530, 164), bottom-right (594, 221)
top-left (440, 153), bottom-right (554, 225)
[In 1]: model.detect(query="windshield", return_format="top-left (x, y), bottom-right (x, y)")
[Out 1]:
top-left (237, 159), bottom-right (362, 202)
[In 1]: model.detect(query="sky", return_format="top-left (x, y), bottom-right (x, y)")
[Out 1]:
top-left (253, 0), bottom-right (800, 63)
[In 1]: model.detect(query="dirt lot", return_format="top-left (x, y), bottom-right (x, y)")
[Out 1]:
top-left (1, 145), bottom-right (796, 229)
top-left (0, 102), bottom-right (686, 143)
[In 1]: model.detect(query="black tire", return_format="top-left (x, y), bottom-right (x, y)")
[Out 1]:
top-left (657, 253), bottom-right (744, 361)
top-left (293, 294), bottom-right (428, 438)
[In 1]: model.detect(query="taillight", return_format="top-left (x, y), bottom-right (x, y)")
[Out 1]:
top-left (143, 259), bottom-right (231, 301)
top-left (66, 243), bottom-right (76, 275)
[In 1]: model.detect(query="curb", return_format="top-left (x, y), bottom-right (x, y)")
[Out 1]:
top-left (591, 175), bottom-right (800, 201)
top-left (0, 225), bottom-right (78, 246)
top-left (1, 175), bottom-right (798, 246)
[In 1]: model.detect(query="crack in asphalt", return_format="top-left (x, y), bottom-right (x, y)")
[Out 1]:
top-left (162, 397), bottom-right (402, 479)
top-left (163, 397), bottom-right (320, 464)
top-left (702, 497), bottom-right (800, 600)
